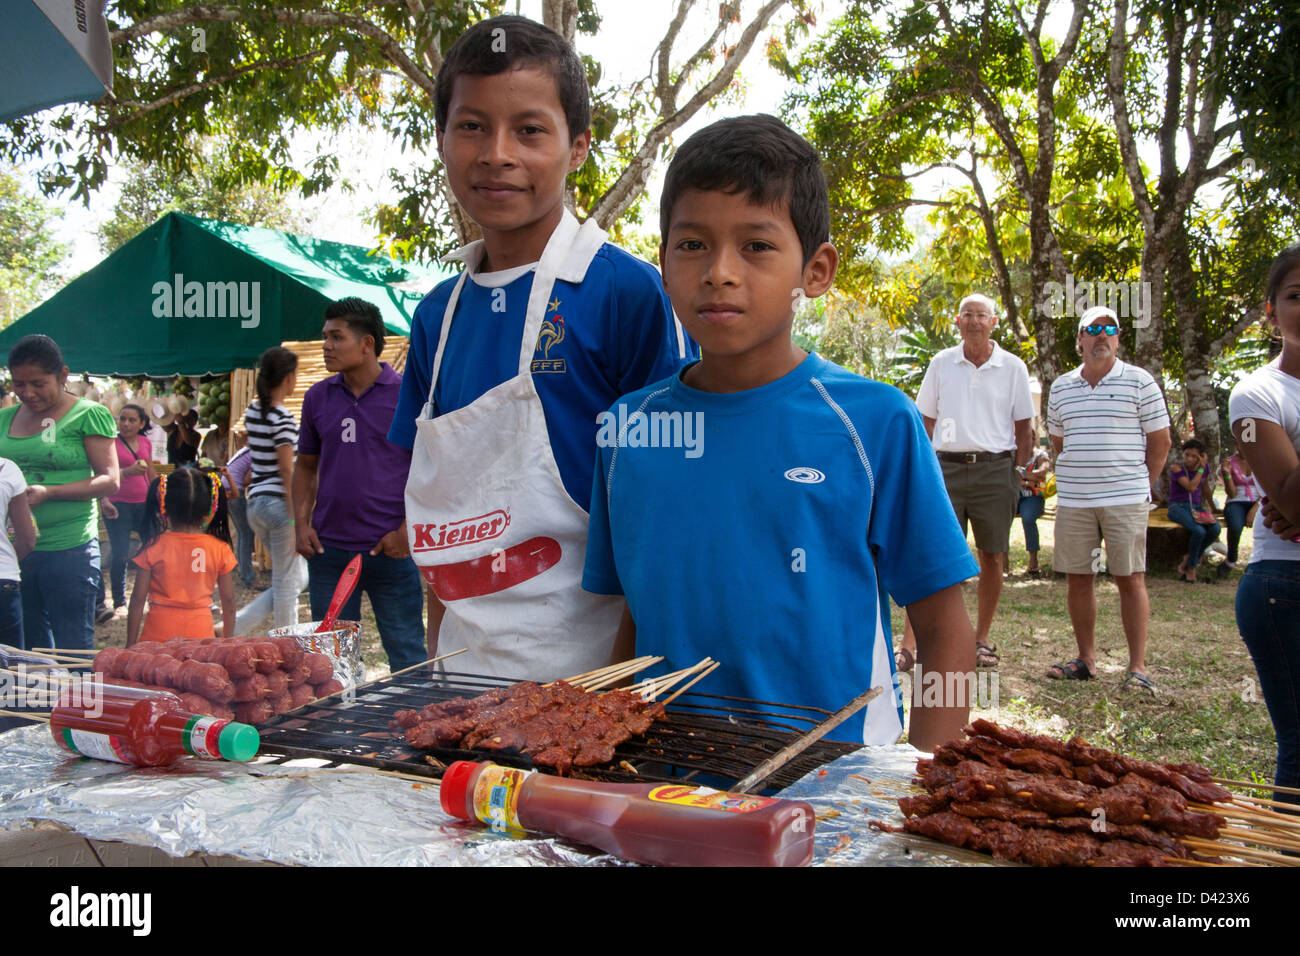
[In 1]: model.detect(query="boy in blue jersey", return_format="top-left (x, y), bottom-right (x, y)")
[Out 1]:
top-left (388, 16), bottom-right (691, 681)
top-left (582, 115), bottom-right (980, 749)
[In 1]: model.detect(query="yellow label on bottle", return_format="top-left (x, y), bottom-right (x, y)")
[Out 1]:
top-left (472, 765), bottom-right (532, 833)
top-left (647, 785), bottom-right (779, 813)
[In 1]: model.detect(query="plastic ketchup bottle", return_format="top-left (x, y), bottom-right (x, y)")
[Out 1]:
top-left (50, 683), bottom-right (260, 767)
top-left (440, 760), bottom-right (817, 867)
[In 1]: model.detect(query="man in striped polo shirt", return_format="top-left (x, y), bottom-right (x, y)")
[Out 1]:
top-left (1046, 305), bottom-right (1171, 691)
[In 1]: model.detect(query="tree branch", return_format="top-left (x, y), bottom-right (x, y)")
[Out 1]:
top-left (653, 0), bottom-right (695, 107)
top-left (95, 51), bottom-right (328, 131)
top-left (1105, 0), bottom-right (1154, 230)
top-left (110, 4), bottom-right (438, 99)
top-left (1209, 305), bottom-right (1263, 359)
top-left (591, 0), bottom-right (788, 227)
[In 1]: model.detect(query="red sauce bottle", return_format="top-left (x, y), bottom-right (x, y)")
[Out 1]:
top-left (50, 682), bottom-right (259, 767)
top-left (440, 760), bottom-right (817, 866)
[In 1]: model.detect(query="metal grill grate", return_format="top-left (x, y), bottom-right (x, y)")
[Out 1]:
top-left (256, 668), bottom-right (861, 792)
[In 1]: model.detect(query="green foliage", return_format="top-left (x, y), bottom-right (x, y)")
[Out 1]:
top-left (0, 167), bottom-right (69, 326)
top-left (98, 137), bottom-right (305, 253)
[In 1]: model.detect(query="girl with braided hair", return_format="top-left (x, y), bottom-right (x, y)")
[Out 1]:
top-left (126, 466), bottom-right (236, 645)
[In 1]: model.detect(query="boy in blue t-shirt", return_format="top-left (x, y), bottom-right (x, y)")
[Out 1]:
top-left (388, 16), bottom-right (691, 680)
top-left (582, 115), bottom-right (980, 749)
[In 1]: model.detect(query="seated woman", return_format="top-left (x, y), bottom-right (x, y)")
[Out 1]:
top-left (1167, 438), bottom-right (1221, 583)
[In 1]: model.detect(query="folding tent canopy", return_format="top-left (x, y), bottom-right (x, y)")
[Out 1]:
top-left (0, 212), bottom-right (453, 375)
top-left (1, 0), bottom-right (114, 124)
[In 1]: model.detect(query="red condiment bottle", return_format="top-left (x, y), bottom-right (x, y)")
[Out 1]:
top-left (50, 682), bottom-right (259, 767)
top-left (440, 760), bottom-right (817, 867)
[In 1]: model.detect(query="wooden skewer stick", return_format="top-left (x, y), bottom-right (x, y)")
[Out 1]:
top-left (1180, 837), bottom-right (1300, 866)
top-left (562, 656), bottom-right (661, 687)
top-left (662, 661), bottom-right (722, 706)
top-left (1218, 825), bottom-right (1300, 852)
top-left (28, 646), bottom-right (101, 656)
top-left (1195, 800), bottom-right (1300, 828)
top-left (0, 709), bottom-right (49, 722)
top-left (581, 656), bottom-right (666, 692)
top-left (1164, 856), bottom-right (1256, 867)
top-left (384, 648), bottom-right (469, 681)
top-left (1211, 776), bottom-right (1300, 796)
top-left (629, 658), bottom-right (714, 699)
top-left (1231, 793), bottom-right (1300, 813)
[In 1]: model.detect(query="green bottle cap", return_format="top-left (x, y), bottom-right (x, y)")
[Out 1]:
top-left (217, 722), bottom-right (260, 762)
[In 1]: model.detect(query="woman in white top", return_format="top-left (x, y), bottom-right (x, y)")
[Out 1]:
top-left (235, 347), bottom-right (305, 631)
top-left (1229, 244), bottom-right (1300, 806)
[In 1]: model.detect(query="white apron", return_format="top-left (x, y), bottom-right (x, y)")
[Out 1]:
top-left (405, 212), bottom-right (625, 681)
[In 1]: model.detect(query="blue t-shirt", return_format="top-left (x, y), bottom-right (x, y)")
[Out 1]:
top-left (582, 353), bottom-right (979, 744)
top-left (389, 244), bottom-right (693, 511)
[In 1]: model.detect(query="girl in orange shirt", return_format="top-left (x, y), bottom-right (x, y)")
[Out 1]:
top-left (126, 467), bottom-right (237, 644)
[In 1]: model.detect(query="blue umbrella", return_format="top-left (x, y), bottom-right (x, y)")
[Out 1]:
top-left (0, 0), bottom-right (113, 124)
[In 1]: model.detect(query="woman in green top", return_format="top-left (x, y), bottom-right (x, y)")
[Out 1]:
top-left (0, 335), bottom-right (118, 650)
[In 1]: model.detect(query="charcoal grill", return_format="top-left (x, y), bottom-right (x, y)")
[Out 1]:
top-left (256, 668), bottom-right (861, 792)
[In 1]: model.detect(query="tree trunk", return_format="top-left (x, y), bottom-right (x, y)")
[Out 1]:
top-left (1170, 234), bottom-right (1221, 466)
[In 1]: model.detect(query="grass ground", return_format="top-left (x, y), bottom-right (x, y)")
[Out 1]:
top-left (891, 512), bottom-right (1278, 784)
top-left (93, 514), bottom-right (1279, 782)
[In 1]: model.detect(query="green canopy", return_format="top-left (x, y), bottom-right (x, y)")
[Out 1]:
top-left (0, 212), bottom-right (454, 375)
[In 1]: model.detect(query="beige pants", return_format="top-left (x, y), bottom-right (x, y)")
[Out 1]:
top-left (1052, 503), bottom-right (1150, 576)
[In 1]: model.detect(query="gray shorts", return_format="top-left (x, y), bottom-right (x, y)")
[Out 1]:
top-left (939, 456), bottom-right (1019, 554)
top-left (1052, 503), bottom-right (1150, 576)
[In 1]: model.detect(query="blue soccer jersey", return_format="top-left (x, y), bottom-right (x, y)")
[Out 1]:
top-left (389, 243), bottom-right (692, 511)
top-left (583, 352), bottom-right (979, 744)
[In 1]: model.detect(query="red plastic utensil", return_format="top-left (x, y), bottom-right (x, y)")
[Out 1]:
top-left (316, 555), bottom-right (362, 632)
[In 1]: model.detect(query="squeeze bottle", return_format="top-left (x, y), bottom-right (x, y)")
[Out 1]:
top-left (440, 760), bottom-right (816, 866)
top-left (50, 682), bottom-right (259, 767)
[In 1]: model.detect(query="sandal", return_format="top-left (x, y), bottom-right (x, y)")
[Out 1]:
top-left (894, 646), bottom-right (915, 674)
top-left (976, 642), bottom-right (999, 669)
top-left (1122, 671), bottom-right (1156, 693)
top-left (1047, 657), bottom-right (1094, 681)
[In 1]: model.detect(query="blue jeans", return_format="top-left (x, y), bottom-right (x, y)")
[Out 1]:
top-left (104, 500), bottom-right (147, 607)
top-left (1224, 501), bottom-right (1254, 565)
top-left (1017, 493), bottom-right (1045, 553)
top-left (238, 494), bottom-right (306, 631)
top-left (0, 580), bottom-right (22, 648)
top-left (308, 545), bottom-right (426, 672)
top-left (19, 539), bottom-right (100, 651)
top-left (228, 496), bottom-right (258, 587)
top-left (1167, 501), bottom-right (1221, 569)
top-left (1236, 560), bottom-right (1300, 805)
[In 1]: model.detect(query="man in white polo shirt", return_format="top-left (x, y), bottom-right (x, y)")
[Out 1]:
top-left (903, 294), bottom-right (1034, 671)
top-left (1046, 305), bottom-right (1171, 691)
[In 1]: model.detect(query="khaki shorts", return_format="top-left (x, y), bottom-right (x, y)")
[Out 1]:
top-left (940, 457), bottom-right (1019, 554)
top-left (1052, 503), bottom-right (1150, 576)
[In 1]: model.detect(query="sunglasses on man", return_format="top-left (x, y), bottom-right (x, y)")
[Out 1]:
top-left (1081, 323), bottom-right (1119, 336)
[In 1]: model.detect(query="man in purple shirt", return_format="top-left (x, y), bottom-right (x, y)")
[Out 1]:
top-left (293, 298), bottom-right (425, 671)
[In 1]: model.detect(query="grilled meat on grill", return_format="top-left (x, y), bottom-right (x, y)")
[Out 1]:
top-left (393, 681), bottom-right (666, 773)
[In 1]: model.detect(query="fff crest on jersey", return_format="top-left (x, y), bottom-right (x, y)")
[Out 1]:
top-left (532, 302), bottom-right (567, 373)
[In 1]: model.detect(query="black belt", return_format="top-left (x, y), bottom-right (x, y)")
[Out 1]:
top-left (938, 451), bottom-right (1013, 464)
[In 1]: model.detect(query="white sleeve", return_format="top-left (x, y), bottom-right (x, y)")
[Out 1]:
top-left (1047, 377), bottom-right (1064, 437)
top-left (1012, 359), bottom-right (1035, 421)
top-left (914, 360), bottom-right (940, 419)
top-left (0, 461), bottom-right (26, 499)
top-left (1229, 374), bottom-right (1282, 428)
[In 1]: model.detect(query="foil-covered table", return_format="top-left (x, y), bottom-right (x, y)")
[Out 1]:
top-left (0, 725), bottom-right (997, 866)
